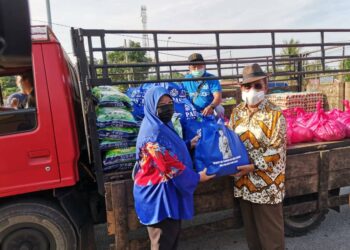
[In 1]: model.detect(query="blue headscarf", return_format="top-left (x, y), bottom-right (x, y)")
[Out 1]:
top-left (136, 86), bottom-right (192, 168)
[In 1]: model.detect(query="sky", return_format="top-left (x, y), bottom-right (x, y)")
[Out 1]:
top-left (28, 0), bottom-right (350, 71)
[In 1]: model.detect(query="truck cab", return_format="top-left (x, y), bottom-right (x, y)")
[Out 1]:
top-left (0, 26), bottom-right (96, 250)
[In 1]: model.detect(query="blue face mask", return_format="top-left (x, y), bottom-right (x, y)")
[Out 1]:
top-left (191, 69), bottom-right (205, 78)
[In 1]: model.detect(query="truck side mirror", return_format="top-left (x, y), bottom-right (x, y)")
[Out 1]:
top-left (0, 0), bottom-right (32, 71)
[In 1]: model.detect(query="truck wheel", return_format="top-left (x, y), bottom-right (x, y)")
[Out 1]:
top-left (284, 209), bottom-right (328, 237)
top-left (0, 200), bottom-right (77, 250)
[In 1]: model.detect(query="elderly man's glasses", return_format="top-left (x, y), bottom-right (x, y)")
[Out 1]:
top-left (241, 83), bottom-right (263, 90)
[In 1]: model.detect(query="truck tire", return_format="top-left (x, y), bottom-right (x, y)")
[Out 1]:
top-left (0, 200), bottom-right (77, 250)
top-left (284, 209), bottom-right (328, 237)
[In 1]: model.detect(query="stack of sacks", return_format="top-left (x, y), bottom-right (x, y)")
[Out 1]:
top-left (267, 92), bottom-right (323, 112)
top-left (92, 86), bottom-right (138, 172)
top-left (127, 82), bottom-right (199, 138)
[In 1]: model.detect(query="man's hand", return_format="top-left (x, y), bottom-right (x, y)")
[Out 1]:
top-left (190, 134), bottom-right (201, 149)
top-left (10, 98), bottom-right (19, 109)
top-left (232, 164), bottom-right (255, 178)
top-left (199, 168), bottom-right (215, 182)
top-left (202, 106), bottom-right (214, 116)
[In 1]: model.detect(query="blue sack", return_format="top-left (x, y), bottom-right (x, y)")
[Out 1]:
top-left (143, 82), bottom-right (187, 103)
top-left (174, 99), bottom-right (198, 125)
top-left (127, 82), bottom-right (188, 121)
top-left (194, 119), bottom-right (250, 177)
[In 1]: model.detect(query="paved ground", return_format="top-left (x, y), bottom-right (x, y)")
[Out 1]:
top-left (95, 188), bottom-right (350, 250)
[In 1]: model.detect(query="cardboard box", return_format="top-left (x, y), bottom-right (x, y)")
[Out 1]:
top-left (306, 80), bottom-right (345, 110)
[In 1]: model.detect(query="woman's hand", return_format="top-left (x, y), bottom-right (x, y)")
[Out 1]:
top-left (190, 134), bottom-right (201, 149)
top-left (199, 168), bottom-right (215, 182)
top-left (232, 164), bottom-right (255, 178)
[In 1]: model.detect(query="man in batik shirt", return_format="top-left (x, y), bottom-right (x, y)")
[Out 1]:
top-left (229, 63), bottom-right (287, 250)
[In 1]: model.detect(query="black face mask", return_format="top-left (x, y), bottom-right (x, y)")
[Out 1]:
top-left (157, 104), bottom-right (174, 123)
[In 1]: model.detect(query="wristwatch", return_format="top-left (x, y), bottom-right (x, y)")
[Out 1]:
top-left (209, 104), bottom-right (216, 109)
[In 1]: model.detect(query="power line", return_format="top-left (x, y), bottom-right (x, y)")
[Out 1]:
top-left (31, 19), bottom-right (74, 28)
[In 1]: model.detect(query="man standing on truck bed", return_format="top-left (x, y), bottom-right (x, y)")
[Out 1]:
top-left (182, 53), bottom-right (224, 117)
top-left (229, 63), bottom-right (287, 250)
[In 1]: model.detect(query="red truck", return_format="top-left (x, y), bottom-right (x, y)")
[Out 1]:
top-left (1, 25), bottom-right (350, 250)
top-left (0, 26), bottom-right (98, 250)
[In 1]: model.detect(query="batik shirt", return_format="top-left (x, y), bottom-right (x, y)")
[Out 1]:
top-left (229, 99), bottom-right (287, 204)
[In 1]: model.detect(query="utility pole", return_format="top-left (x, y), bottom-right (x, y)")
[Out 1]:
top-left (124, 39), bottom-right (131, 81)
top-left (140, 6), bottom-right (149, 49)
top-left (46, 0), bottom-right (52, 28)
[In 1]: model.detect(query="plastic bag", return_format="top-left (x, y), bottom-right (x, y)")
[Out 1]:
top-left (326, 108), bottom-right (343, 120)
top-left (183, 116), bottom-right (205, 142)
top-left (286, 117), bottom-right (314, 145)
top-left (98, 127), bottom-right (138, 140)
top-left (336, 100), bottom-right (350, 138)
top-left (92, 86), bottom-right (132, 109)
top-left (126, 82), bottom-right (189, 121)
top-left (142, 82), bottom-right (187, 103)
top-left (174, 99), bottom-right (198, 125)
top-left (292, 108), bottom-right (312, 127)
top-left (102, 147), bottom-right (136, 167)
top-left (103, 161), bottom-right (135, 172)
top-left (99, 139), bottom-right (136, 150)
top-left (193, 118), bottom-right (250, 177)
top-left (96, 107), bottom-right (138, 128)
top-left (306, 102), bottom-right (346, 142)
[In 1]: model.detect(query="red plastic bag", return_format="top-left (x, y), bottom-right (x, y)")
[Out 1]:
top-left (306, 102), bottom-right (346, 142)
top-left (285, 113), bottom-right (313, 145)
top-left (336, 100), bottom-right (350, 138)
top-left (326, 108), bottom-right (343, 120)
top-left (294, 107), bottom-right (313, 127)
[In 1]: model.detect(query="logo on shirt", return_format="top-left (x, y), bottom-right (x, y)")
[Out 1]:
top-left (170, 88), bottom-right (179, 97)
top-left (202, 84), bottom-right (209, 90)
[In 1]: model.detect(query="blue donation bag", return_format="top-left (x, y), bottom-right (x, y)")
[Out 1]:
top-left (193, 117), bottom-right (250, 177)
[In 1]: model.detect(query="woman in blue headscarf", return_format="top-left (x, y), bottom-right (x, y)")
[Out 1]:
top-left (133, 86), bottom-right (213, 250)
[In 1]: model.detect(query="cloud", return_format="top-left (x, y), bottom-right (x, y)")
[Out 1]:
top-left (28, 0), bottom-right (350, 61)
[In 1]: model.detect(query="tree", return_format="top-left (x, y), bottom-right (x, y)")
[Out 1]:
top-left (149, 72), bottom-right (185, 81)
top-left (339, 58), bottom-right (350, 81)
top-left (97, 40), bottom-right (153, 91)
top-left (280, 38), bottom-right (301, 73)
top-left (0, 76), bottom-right (17, 100)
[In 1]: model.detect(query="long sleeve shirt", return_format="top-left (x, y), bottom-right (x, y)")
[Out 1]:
top-left (229, 99), bottom-right (287, 204)
top-left (133, 142), bottom-right (200, 225)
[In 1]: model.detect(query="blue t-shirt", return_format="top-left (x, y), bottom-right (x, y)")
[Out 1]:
top-left (182, 71), bottom-right (222, 112)
top-left (6, 92), bottom-right (28, 108)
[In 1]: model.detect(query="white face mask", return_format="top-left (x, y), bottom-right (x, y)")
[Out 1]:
top-left (241, 88), bottom-right (265, 106)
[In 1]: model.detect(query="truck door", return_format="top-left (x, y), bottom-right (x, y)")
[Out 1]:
top-left (0, 45), bottom-right (60, 197)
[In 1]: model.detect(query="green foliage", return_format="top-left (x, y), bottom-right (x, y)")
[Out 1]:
top-left (339, 58), bottom-right (350, 81)
top-left (149, 72), bottom-right (185, 81)
top-left (280, 38), bottom-right (301, 73)
top-left (97, 40), bottom-right (153, 92)
top-left (0, 76), bottom-right (17, 99)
